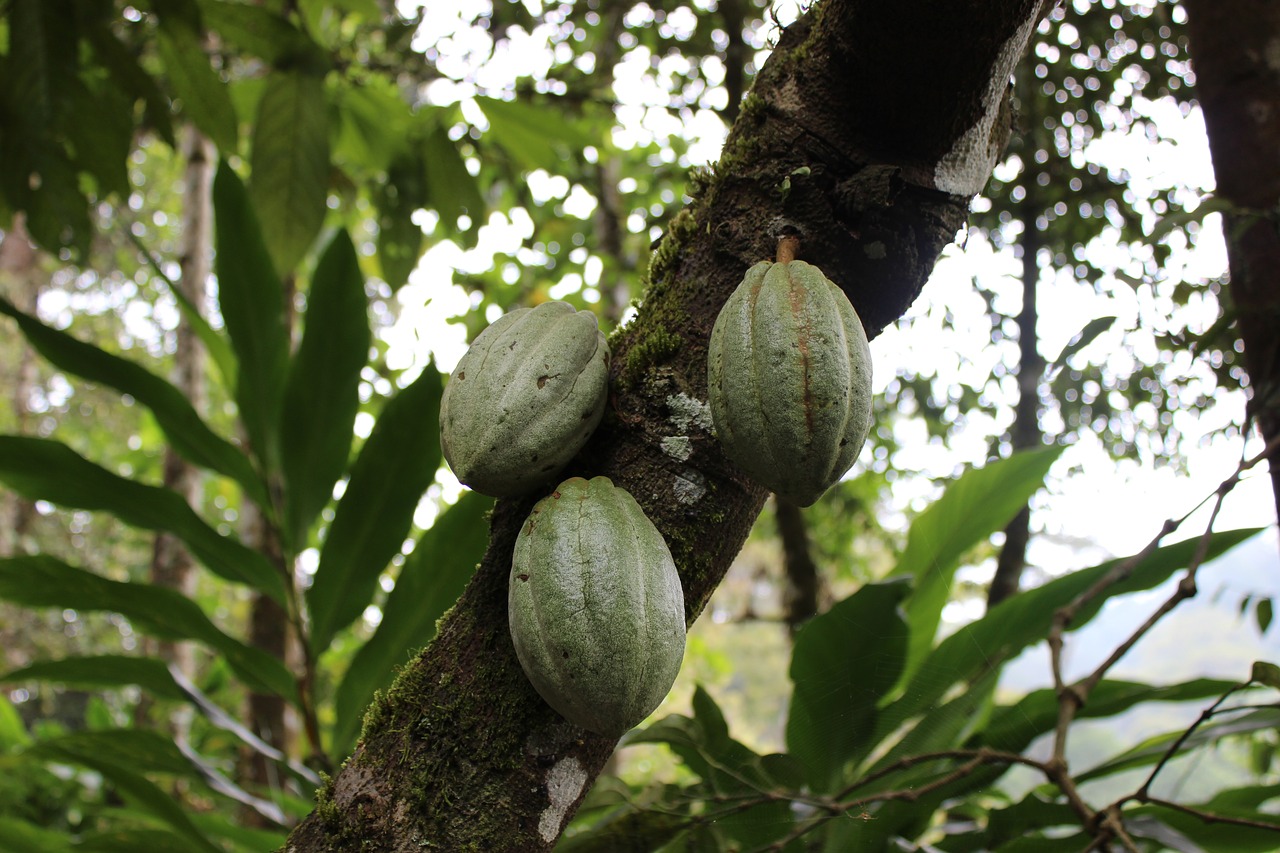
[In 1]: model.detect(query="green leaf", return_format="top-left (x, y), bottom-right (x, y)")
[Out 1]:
top-left (786, 578), bottom-right (911, 791)
top-left (280, 229), bottom-right (370, 548)
top-left (36, 729), bottom-right (198, 778)
top-left (77, 829), bottom-right (211, 853)
top-left (306, 368), bottom-right (444, 654)
top-left (423, 122), bottom-right (485, 241)
top-left (376, 153), bottom-right (427, 290)
top-left (1, 655), bottom-right (185, 702)
top-left (1255, 599), bottom-right (1273, 636)
top-left (196, 0), bottom-right (325, 66)
top-left (0, 817), bottom-right (70, 853)
top-left (32, 743), bottom-right (222, 852)
top-left (155, 15), bottom-right (238, 153)
top-left (1076, 707), bottom-right (1280, 784)
top-left (1046, 315), bottom-right (1117, 377)
top-left (83, 22), bottom-right (176, 147)
top-left (213, 163), bottom-right (290, 474)
top-left (0, 297), bottom-right (268, 508)
top-left (1251, 660), bottom-right (1280, 689)
top-left (978, 678), bottom-right (1239, 755)
top-left (0, 436), bottom-right (285, 601)
top-left (477, 95), bottom-right (593, 173)
top-left (331, 490), bottom-right (491, 757)
top-left (873, 528), bottom-right (1260, 757)
top-left (891, 447), bottom-right (1062, 681)
top-left (0, 693), bottom-right (31, 751)
top-left (0, 555), bottom-right (294, 700)
top-left (248, 68), bottom-right (330, 276)
top-left (1131, 800), bottom-right (1280, 853)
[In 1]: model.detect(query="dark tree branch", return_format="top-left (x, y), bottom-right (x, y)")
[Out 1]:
top-left (285, 1), bottom-right (1051, 848)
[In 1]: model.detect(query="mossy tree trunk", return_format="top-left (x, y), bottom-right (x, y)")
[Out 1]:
top-left (285, 1), bottom-right (1053, 849)
top-left (1183, 0), bottom-right (1280, 527)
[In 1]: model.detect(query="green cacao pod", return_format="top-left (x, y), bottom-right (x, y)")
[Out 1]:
top-left (707, 260), bottom-right (873, 507)
top-left (509, 476), bottom-right (686, 736)
top-left (440, 301), bottom-right (609, 497)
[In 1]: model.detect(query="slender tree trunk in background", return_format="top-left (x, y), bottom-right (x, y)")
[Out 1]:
top-left (989, 185), bottom-right (1045, 608)
top-left (287, 2), bottom-right (1051, 848)
top-left (0, 213), bottom-right (40, 558)
top-left (1182, 0), bottom-right (1280, 526)
top-left (142, 129), bottom-right (213, 722)
top-left (775, 499), bottom-right (821, 635)
top-left (239, 275), bottom-right (298, 821)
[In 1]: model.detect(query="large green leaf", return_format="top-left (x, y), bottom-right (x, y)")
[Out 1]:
top-left (1076, 706), bottom-right (1280, 784)
top-left (1130, 800), bottom-right (1280, 853)
top-left (196, 0), bottom-right (324, 66)
top-left (248, 68), bottom-right (330, 276)
top-left (890, 447), bottom-right (1062, 681)
top-left (376, 152), bottom-right (427, 290)
top-left (1, 655), bottom-right (186, 702)
top-left (306, 368), bottom-right (444, 654)
top-left (154, 15), bottom-right (238, 153)
top-left (872, 528), bottom-right (1260, 753)
top-left (0, 555), bottom-right (294, 700)
top-left (0, 817), bottom-right (70, 853)
top-left (36, 730), bottom-right (199, 779)
top-left (0, 693), bottom-right (30, 751)
top-left (477, 95), bottom-right (594, 174)
top-left (977, 677), bottom-right (1239, 755)
top-left (32, 743), bottom-right (222, 852)
top-left (280, 229), bottom-right (369, 548)
top-left (331, 490), bottom-right (491, 756)
top-left (423, 121), bottom-right (485, 242)
top-left (213, 163), bottom-right (289, 474)
top-left (786, 578), bottom-right (911, 791)
top-left (77, 829), bottom-right (212, 853)
top-left (0, 298), bottom-right (267, 507)
top-left (0, 436), bottom-right (285, 601)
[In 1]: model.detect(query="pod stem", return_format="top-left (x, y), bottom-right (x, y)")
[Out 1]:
top-left (776, 235), bottom-right (800, 264)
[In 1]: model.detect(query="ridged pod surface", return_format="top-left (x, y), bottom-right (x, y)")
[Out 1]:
top-left (509, 477), bottom-right (686, 737)
top-left (440, 301), bottom-right (609, 497)
top-left (708, 260), bottom-right (873, 507)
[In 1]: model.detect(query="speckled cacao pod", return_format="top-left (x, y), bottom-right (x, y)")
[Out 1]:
top-left (707, 260), bottom-right (873, 507)
top-left (508, 476), bottom-right (686, 736)
top-left (440, 302), bottom-right (609, 497)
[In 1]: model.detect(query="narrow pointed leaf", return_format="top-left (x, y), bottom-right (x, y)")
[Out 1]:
top-left (76, 829), bottom-right (212, 853)
top-left (1047, 315), bottom-right (1117, 377)
top-left (477, 95), bottom-right (594, 174)
top-left (1, 655), bottom-right (185, 702)
top-left (197, 0), bottom-right (323, 65)
top-left (889, 447), bottom-right (1062, 680)
top-left (1133, 801), bottom-right (1280, 853)
top-left (786, 578), bottom-right (911, 791)
top-left (248, 68), bottom-right (330, 276)
top-left (331, 490), bottom-right (491, 756)
top-left (307, 368), bottom-right (444, 655)
top-left (0, 555), bottom-right (294, 700)
top-left (280, 229), bottom-right (370, 548)
top-left (0, 436), bottom-right (285, 601)
top-left (31, 744), bottom-right (222, 852)
top-left (0, 297), bottom-right (267, 507)
top-left (37, 729), bottom-right (198, 778)
top-left (376, 152), bottom-right (427, 290)
top-left (155, 16), bottom-right (238, 153)
top-left (213, 163), bottom-right (289, 473)
top-left (873, 528), bottom-right (1260, 751)
top-left (423, 122), bottom-right (485, 243)
top-left (978, 677), bottom-right (1239, 754)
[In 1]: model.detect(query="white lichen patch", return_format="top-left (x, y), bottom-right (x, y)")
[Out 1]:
top-left (661, 435), bottom-right (693, 461)
top-left (538, 756), bottom-right (588, 843)
top-left (673, 469), bottom-right (707, 505)
top-left (666, 393), bottom-right (713, 434)
top-left (934, 12), bottom-right (1039, 195)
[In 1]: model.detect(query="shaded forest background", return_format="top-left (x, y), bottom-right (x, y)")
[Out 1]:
top-left (0, 0), bottom-right (1277, 850)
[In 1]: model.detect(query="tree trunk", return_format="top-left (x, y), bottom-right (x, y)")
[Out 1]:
top-left (1182, 0), bottom-right (1280, 525)
top-left (989, 180), bottom-right (1046, 608)
top-left (286, 2), bottom-right (1052, 848)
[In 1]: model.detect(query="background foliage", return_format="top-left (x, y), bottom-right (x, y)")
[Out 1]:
top-left (0, 0), bottom-right (1275, 850)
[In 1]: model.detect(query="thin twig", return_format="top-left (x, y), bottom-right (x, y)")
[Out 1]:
top-left (1142, 796), bottom-right (1280, 833)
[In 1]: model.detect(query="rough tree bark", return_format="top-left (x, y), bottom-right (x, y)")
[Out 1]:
top-left (286, 1), bottom-right (1052, 849)
top-left (1182, 0), bottom-right (1280, 526)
